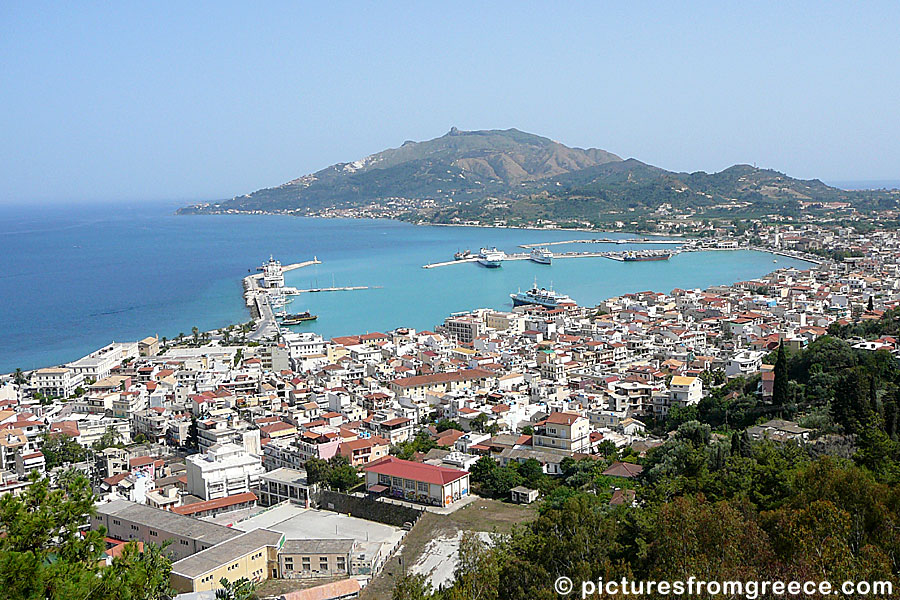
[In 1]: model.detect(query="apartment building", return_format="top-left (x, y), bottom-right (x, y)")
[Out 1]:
top-left (532, 412), bottom-right (590, 454)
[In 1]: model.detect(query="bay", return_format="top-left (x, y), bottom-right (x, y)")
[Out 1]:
top-left (0, 200), bottom-right (812, 372)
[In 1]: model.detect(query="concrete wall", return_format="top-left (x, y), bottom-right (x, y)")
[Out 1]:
top-left (311, 489), bottom-right (423, 527)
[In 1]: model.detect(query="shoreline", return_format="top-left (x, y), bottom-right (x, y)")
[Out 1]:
top-left (3, 243), bottom-right (818, 378)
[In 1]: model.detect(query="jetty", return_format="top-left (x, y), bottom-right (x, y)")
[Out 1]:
top-left (422, 250), bottom-right (677, 268)
top-left (519, 238), bottom-right (684, 248)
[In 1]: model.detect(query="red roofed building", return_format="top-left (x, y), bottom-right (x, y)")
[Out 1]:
top-left (363, 456), bottom-right (470, 507)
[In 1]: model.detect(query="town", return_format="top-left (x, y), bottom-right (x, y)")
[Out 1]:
top-left (2, 220), bottom-right (899, 600)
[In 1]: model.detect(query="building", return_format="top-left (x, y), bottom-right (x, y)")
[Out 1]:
top-left (655, 375), bottom-right (703, 417)
top-left (279, 539), bottom-right (356, 579)
top-left (363, 456), bottom-right (469, 507)
top-left (443, 316), bottom-right (485, 344)
top-left (338, 436), bottom-right (391, 467)
top-left (389, 369), bottom-right (492, 400)
top-left (258, 467), bottom-right (314, 507)
top-left (31, 368), bottom-right (84, 399)
top-left (138, 336), bottom-right (160, 357)
top-left (172, 492), bottom-right (258, 518)
top-left (93, 499), bottom-right (240, 561)
top-left (532, 412), bottom-right (590, 454)
top-left (186, 442), bottom-right (265, 500)
top-left (170, 527), bottom-right (284, 593)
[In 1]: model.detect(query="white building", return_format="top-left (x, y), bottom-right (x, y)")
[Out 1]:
top-left (283, 332), bottom-right (328, 360)
top-left (31, 368), bottom-right (84, 399)
top-left (186, 442), bottom-right (265, 500)
top-left (726, 350), bottom-right (767, 377)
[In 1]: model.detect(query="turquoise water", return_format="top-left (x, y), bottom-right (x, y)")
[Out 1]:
top-left (0, 201), bottom-right (811, 372)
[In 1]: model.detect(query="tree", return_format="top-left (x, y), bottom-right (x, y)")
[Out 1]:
top-left (868, 296), bottom-right (875, 312)
top-left (471, 413), bottom-right (490, 433)
top-left (14, 368), bottom-right (26, 385)
top-left (773, 341), bottom-right (789, 408)
top-left (93, 425), bottom-right (123, 451)
top-left (191, 326), bottom-right (199, 344)
top-left (393, 573), bottom-right (433, 600)
top-left (436, 419), bottom-right (463, 432)
top-left (305, 457), bottom-right (331, 486)
top-left (214, 577), bottom-right (255, 600)
top-left (0, 472), bottom-right (172, 600)
top-left (39, 432), bottom-right (87, 468)
top-left (187, 415), bottom-right (200, 452)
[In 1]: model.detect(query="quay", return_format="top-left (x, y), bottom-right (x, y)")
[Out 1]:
top-left (243, 257), bottom-right (321, 341)
top-left (422, 250), bottom-right (668, 268)
top-left (519, 238), bottom-right (684, 248)
top-left (293, 285), bottom-right (382, 293)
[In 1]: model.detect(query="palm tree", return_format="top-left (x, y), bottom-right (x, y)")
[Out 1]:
top-left (192, 326), bottom-right (199, 345)
top-left (14, 368), bottom-right (26, 385)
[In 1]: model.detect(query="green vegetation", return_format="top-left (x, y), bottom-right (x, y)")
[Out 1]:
top-left (304, 455), bottom-right (360, 492)
top-left (0, 472), bottom-right (172, 600)
top-left (38, 432), bottom-right (87, 468)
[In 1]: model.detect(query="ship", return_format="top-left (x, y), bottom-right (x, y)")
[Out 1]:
top-left (477, 247), bottom-right (505, 268)
top-left (510, 281), bottom-right (575, 308)
top-left (278, 311), bottom-right (318, 325)
top-left (454, 249), bottom-right (472, 260)
top-left (623, 251), bottom-right (672, 262)
top-left (529, 247), bottom-right (553, 264)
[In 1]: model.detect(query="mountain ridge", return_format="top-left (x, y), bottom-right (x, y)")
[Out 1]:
top-left (178, 128), bottom-right (888, 223)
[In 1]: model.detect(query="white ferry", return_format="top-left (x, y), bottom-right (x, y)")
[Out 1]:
top-left (478, 247), bottom-right (505, 268)
top-left (529, 247), bottom-right (553, 264)
top-left (510, 281), bottom-right (575, 308)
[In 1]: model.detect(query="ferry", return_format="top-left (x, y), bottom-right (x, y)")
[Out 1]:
top-left (510, 281), bottom-right (575, 308)
top-left (478, 247), bottom-right (505, 268)
top-left (623, 251), bottom-right (672, 262)
top-left (529, 247), bottom-right (553, 264)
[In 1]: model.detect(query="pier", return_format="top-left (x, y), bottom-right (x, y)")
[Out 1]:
top-left (519, 238), bottom-right (684, 248)
top-left (422, 250), bottom-right (673, 268)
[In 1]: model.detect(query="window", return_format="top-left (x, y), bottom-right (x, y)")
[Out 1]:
top-left (378, 474), bottom-right (390, 485)
top-left (319, 557), bottom-right (329, 570)
top-left (301, 557), bottom-right (310, 570)
top-left (336, 557), bottom-right (346, 571)
top-left (417, 481), bottom-right (428, 492)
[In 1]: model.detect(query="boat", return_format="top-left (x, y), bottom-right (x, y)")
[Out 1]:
top-left (623, 251), bottom-right (672, 262)
top-left (529, 247), bottom-right (553, 264)
top-left (510, 281), bottom-right (575, 308)
top-left (279, 311), bottom-right (318, 325)
top-left (477, 247), bottom-right (505, 268)
top-left (454, 249), bottom-right (472, 260)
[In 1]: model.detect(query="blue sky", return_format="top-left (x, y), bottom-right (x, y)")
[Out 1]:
top-left (2, 2), bottom-right (898, 203)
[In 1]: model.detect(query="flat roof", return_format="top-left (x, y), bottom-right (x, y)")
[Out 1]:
top-left (96, 499), bottom-right (239, 546)
top-left (262, 467), bottom-right (309, 485)
top-left (171, 528), bottom-right (284, 579)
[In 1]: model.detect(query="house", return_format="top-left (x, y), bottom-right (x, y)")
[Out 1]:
top-left (363, 456), bottom-right (470, 507)
top-left (602, 461), bottom-right (644, 478)
top-left (510, 486), bottom-right (539, 504)
top-left (532, 412), bottom-right (590, 454)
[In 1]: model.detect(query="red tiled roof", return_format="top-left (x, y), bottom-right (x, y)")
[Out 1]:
top-left (363, 456), bottom-right (468, 486)
top-left (172, 492), bottom-right (257, 515)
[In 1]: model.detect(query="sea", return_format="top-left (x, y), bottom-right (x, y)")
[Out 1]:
top-left (0, 200), bottom-right (814, 373)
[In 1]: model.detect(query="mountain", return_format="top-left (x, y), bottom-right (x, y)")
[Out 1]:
top-left (180, 128), bottom-right (887, 223)
top-left (179, 128), bottom-right (621, 214)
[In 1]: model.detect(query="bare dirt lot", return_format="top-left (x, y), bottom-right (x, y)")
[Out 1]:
top-left (360, 497), bottom-right (536, 599)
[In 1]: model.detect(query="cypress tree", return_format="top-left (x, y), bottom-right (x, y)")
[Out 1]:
top-left (773, 341), bottom-right (789, 408)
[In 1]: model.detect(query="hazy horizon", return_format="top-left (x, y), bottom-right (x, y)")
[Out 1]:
top-left (3, 2), bottom-right (899, 204)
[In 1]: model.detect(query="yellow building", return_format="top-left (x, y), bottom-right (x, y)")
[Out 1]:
top-left (170, 528), bottom-right (284, 593)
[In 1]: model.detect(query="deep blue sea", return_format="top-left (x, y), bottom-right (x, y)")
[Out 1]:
top-left (0, 201), bottom-right (813, 373)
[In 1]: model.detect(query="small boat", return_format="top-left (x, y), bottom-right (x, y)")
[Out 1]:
top-left (454, 249), bottom-right (472, 260)
top-left (279, 311), bottom-right (318, 325)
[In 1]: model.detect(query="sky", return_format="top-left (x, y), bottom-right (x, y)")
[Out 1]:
top-left (2, 2), bottom-right (899, 204)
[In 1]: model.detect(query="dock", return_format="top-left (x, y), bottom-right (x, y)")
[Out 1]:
top-left (293, 285), bottom-right (382, 293)
top-left (422, 250), bottom-right (672, 268)
top-left (519, 238), bottom-right (684, 248)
